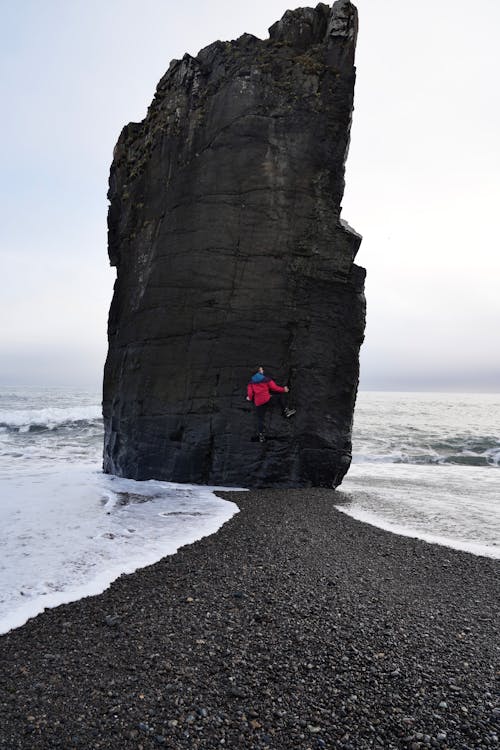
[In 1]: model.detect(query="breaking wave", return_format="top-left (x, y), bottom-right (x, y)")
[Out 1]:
top-left (0, 405), bottom-right (102, 433)
top-left (351, 391), bottom-right (500, 468)
top-left (353, 434), bottom-right (500, 467)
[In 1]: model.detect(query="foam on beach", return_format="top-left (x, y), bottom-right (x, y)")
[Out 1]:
top-left (335, 505), bottom-right (499, 559)
top-left (0, 465), bottom-right (241, 635)
top-left (337, 462), bottom-right (500, 559)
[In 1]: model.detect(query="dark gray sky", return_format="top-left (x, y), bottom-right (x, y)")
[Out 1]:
top-left (1, 0), bottom-right (499, 391)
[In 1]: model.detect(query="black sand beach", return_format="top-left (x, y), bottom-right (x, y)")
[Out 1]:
top-left (0, 489), bottom-right (498, 749)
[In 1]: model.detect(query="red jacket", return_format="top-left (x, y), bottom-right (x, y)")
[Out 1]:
top-left (247, 376), bottom-right (285, 407)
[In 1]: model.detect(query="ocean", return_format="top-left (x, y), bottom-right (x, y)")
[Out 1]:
top-left (0, 386), bottom-right (240, 635)
top-left (337, 391), bottom-right (499, 558)
top-left (0, 387), bottom-right (498, 634)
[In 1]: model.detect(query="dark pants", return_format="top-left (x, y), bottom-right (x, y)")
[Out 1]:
top-left (255, 394), bottom-right (286, 433)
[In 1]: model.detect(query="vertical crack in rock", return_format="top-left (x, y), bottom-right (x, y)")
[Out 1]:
top-left (103, 0), bottom-right (366, 488)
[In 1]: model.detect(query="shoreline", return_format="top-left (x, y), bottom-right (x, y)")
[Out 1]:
top-left (335, 504), bottom-right (500, 560)
top-left (0, 470), bottom-right (241, 636)
top-left (0, 488), bottom-right (498, 749)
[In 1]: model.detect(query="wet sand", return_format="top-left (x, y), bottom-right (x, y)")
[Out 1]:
top-left (0, 488), bottom-right (498, 749)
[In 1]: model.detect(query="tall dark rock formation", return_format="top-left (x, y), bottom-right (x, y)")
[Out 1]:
top-left (103, 0), bottom-right (365, 488)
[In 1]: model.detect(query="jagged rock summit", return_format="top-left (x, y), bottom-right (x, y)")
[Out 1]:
top-left (103, 1), bottom-right (366, 488)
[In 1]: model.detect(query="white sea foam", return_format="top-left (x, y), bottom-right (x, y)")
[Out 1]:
top-left (0, 464), bottom-right (242, 635)
top-left (336, 462), bottom-right (500, 559)
top-left (335, 504), bottom-right (499, 559)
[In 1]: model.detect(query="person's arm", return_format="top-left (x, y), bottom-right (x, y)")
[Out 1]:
top-left (246, 383), bottom-right (254, 401)
top-left (268, 379), bottom-right (289, 394)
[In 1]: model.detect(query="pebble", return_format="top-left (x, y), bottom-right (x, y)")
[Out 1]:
top-left (104, 614), bottom-right (121, 627)
top-left (229, 686), bottom-right (246, 698)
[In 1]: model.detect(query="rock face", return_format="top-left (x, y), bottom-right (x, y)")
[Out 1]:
top-left (103, 0), bottom-right (366, 488)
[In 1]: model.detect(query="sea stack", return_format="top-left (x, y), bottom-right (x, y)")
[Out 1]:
top-left (103, 0), bottom-right (366, 488)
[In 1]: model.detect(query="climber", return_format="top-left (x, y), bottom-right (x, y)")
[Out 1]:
top-left (246, 366), bottom-right (296, 442)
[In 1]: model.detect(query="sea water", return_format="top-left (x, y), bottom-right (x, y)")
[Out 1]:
top-left (0, 386), bottom-right (239, 634)
top-left (336, 391), bottom-right (500, 558)
top-left (0, 388), bottom-right (498, 635)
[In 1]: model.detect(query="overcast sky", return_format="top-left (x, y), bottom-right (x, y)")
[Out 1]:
top-left (1, 0), bottom-right (499, 391)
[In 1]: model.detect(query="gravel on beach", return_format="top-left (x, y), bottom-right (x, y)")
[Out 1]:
top-left (0, 488), bottom-right (498, 749)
